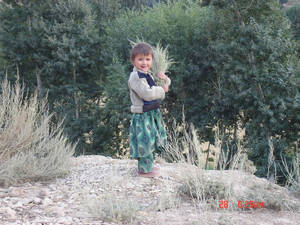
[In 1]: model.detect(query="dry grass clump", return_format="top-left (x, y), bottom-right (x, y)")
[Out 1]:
top-left (177, 168), bottom-right (300, 212)
top-left (177, 170), bottom-right (233, 210)
top-left (163, 110), bottom-right (205, 168)
top-left (155, 188), bottom-right (181, 212)
top-left (280, 153), bottom-right (300, 196)
top-left (164, 109), bottom-right (256, 175)
top-left (81, 170), bottom-right (141, 224)
top-left (0, 77), bottom-right (75, 186)
top-left (83, 193), bottom-right (140, 224)
top-left (245, 181), bottom-right (300, 211)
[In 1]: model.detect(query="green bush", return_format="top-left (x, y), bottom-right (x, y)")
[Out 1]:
top-left (285, 4), bottom-right (300, 41)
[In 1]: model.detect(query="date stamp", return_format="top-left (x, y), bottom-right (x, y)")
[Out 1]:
top-left (218, 200), bottom-right (264, 209)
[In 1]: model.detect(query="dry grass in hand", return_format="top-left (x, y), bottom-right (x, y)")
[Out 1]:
top-left (151, 42), bottom-right (174, 86)
top-left (0, 77), bottom-right (75, 187)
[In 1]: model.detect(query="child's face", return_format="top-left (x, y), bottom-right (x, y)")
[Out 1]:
top-left (132, 54), bottom-right (153, 73)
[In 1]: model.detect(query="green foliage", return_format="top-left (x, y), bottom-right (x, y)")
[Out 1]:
top-left (0, 0), bottom-right (118, 155)
top-left (120, 0), bottom-right (153, 9)
top-left (207, 0), bottom-right (299, 181)
top-left (89, 0), bottom-right (122, 35)
top-left (280, 0), bottom-right (289, 4)
top-left (0, 1), bottom-right (52, 90)
top-left (285, 4), bottom-right (300, 41)
top-left (92, 61), bottom-right (131, 156)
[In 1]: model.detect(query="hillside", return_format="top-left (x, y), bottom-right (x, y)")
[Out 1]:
top-left (0, 155), bottom-right (299, 225)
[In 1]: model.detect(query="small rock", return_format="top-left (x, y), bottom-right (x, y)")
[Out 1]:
top-left (14, 200), bottom-right (24, 207)
top-left (0, 192), bottom-right (7, 198)
top-left (8, 187), bottom-right (24, 197)
top-left (37, 189), bottom-right (48, 198)
top-left (46, 206), bottom-right (65, 217)
top-left (42, 197), bottom-right (53, 206)
top-left (56, 216), bottom-right (73, 224)
top-left (33, 197), bottom-right (42, 204)
top-left (3, 207), bottom-right (17, 219)
top-left (0, 188), bottom-right (9, 193)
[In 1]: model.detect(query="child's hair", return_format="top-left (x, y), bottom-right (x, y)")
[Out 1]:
top-left (130, 42), bottom-right (154, 62)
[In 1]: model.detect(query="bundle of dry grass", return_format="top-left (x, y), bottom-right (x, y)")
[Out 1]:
top-left (0, 77), bottom-right (75, 187)
top-left (151, 42), bottom-right (174, 86)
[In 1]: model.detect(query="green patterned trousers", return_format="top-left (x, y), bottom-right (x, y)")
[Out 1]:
top-left (129, 108), bottom-right (168, 173)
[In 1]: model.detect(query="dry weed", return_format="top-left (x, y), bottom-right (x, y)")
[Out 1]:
top-left (164, 109), bottom-right (205, 168)
top-left (177, 169), bottom-right (234, 210)
top-left (80, 169), bottom-right (141, 224)
top-left (83, 193), bottom-right (140, 225)
top-left (0, 77), bottom-right (75, 186)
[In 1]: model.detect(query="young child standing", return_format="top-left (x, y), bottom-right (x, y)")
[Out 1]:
top-left (128, 42), bottom-right (171, 178)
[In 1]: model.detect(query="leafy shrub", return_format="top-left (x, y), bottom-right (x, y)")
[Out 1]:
top-left (285, 4), bottom-right (300, 40)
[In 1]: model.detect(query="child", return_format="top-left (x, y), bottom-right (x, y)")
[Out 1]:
top-left (128, 42), bottom-right (171, 178)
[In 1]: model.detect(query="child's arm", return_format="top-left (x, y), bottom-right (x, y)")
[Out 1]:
top-left (158, 72), bottom-right (171, 88)
top-left (162, 84), bottom-right (169, 93)
top-left (129, 72), bottom-right (165, 101)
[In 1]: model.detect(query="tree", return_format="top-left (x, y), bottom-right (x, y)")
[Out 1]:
top-left (42, 0), bottom-right (102, 154)
top-left (0, 1), bottom-right (54, 96)
top-left (207, 0), bottom-right (299, 181)
top-left (0, 0), bottom-right (107, 155)
top-left (280, 0), bottom-right (288, 5)
top-left (285, 4), bottom-right (300, 41)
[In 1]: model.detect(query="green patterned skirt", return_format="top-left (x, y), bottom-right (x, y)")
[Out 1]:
top-left (129, 108), bottom-right (168, 159)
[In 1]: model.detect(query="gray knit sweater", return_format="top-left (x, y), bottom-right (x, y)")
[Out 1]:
top-left (128, 67), bottom-right (171, 113)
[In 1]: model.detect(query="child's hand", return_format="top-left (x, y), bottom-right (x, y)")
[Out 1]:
top-left (158, 72), bottom-right (167, 80)
top-left (162, 84), bottom-right (169, 93)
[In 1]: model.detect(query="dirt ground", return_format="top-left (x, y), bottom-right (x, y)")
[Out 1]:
top-left (0, 155), bottom-right (299, 225)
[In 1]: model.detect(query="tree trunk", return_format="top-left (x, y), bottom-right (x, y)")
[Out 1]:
top-left (73, 68), bottom-right (83, 154)
top-left (232, 1), bottom-right (275, 181)
top-left (35, 65), bottom-right (43, 98)
top-left (73, 68), bottom-right (79, 120)
top-left (205, 142), bottom-right (211, 170)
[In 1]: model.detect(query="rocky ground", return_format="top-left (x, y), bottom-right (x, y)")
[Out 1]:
top-left (0, 155), bottom-right (300, 225)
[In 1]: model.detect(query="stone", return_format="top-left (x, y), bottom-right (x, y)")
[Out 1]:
top-left (4, 207), bottom-right (17, 219)
top-left (46, 206), bottom-right (65, 217)
top-left (42, 197), bottom-right (53, 206)
top-left (8, 187), bottom-right (24, 197)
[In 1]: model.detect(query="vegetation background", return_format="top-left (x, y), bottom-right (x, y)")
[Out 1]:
top-left (0, 0), bottom-right (299, 188)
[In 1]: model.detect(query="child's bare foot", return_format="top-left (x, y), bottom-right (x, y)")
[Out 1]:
top-left (138, 167), bottom-right (160, 178)
top-left (153, 165), bottom-right (160, 172)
